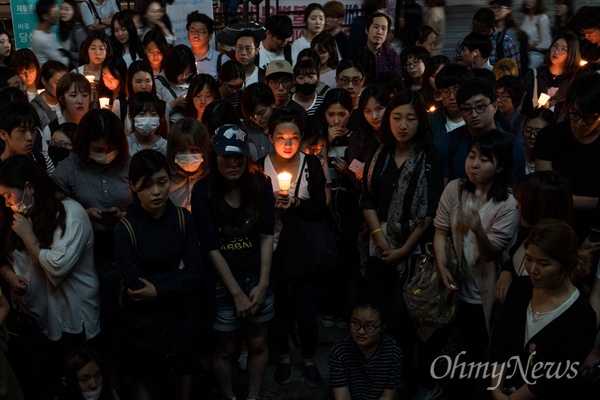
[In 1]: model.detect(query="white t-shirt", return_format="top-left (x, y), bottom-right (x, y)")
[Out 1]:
top-left (245, 67), bottom-right (260, 86)
top-left (30, 30), bottom-right (69, 66)
top-left (258, 42), bottom-right (285, 70)
top-left (291, 35), bottom-right (311, 66)
top-left (445, 116), bottom-right (465, 133)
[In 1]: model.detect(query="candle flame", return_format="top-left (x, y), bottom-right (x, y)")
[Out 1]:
top-left (580, 60), bottom-right (588, 66)
top-left (277, 172), bottom-right (292, 191)
top-left (428, 106), bottom-right (436, 113)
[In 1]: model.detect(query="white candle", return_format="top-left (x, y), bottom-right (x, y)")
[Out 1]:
top-left (85, 75), bottom-right (95, 83)
top-left (277, 172), bottom-right (292, 191)
top-left (537, 93), bottom-right (550, 108)
top-left (99, 97), bottom-right (110, 108)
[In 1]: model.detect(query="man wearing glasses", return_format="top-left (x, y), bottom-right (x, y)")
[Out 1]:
top-left (534, 73), bottom-right (600, 243)
top-left (187, 11), bottom-right (229, 79)
top-left (265, 60), bottom-right (307, 116)
top-left (234, 32), bottom-right (264, 85)
top-left (364, 11), bottom-right (402, 76)
top-left (438, 78), bottom-right (525, 186)
top-left (577, 6), bottom-right (600, 63)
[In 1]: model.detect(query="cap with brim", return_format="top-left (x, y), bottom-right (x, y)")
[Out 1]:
top-left (212, 124), bottom-right (250, 156)
top-left (265, 60), bottom-right (293, 78)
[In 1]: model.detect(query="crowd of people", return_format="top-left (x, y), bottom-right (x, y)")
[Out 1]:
top-left (0, 0), bottom-right (599, 399)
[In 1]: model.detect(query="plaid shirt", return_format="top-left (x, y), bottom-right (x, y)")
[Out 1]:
top-left (374, 46), bottom-right (403, 77)
top-left (454, 29), bottom-right (520, 68)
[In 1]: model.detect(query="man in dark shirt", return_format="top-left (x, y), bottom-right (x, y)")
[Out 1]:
top-left (576, 6), bottom-right (600, 63)
top-left (324, 0), bottom-right (352, 61)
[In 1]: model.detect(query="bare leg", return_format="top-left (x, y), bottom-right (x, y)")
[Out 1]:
top-left (245, 322), bottom-right (269, 399)
top-left (213, 330), bottom-right (238, 399)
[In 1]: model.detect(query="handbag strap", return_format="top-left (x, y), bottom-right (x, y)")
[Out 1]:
top-left (293, 154), bottom-right (308, 198)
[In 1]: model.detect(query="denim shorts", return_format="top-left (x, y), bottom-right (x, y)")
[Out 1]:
top-left (213, 276), bottom-right (275, 332)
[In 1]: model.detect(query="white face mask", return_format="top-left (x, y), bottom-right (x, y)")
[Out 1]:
top-left (89, 150), bottom-right (118, 165)
top-left (134, 116), bottom-right (160, 136)
top-left (174, 153), bottom-right (203, 172)
top-left (10, 183), bottom-right (34, 214)
top-left (81, 385), bottom-right (102, 400)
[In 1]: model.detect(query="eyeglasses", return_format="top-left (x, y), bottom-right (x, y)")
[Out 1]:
top-left (581, 28), bottom-right (599, 37)
top-left (235, 45), bottom-right (255, 54)
top-left (350, 320), bottom-right (382, 333)
top-left (224, 82), bottom-right (244, 92)
top-left (440, 86), bottom-right (459, 98)
top-left (523, 127), bottom-right (541, 137)
top-left (189, 29), bottom-right (208, 37)
top-left (337, 77), bottom-right (363, 86)
top-left (405, 59), bottom-right (423, 69)
top-left (550, 44), bottom-right (568, 54)
top-left (268, 79), bottom-right (293, 89)
top-left (496, 92), bottom-right (511, 101)
top-left (568, 111), bottom-right (600, 125)
top-left (459, 102), bottom-right (492, 116)
top-left (50, 140), bottom-right (73, 149)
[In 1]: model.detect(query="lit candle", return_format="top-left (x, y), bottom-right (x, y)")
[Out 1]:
top-left (85, 75), bottom-right (95, 84)
top-left (428, 106), bottom-right (436, 113)
top-left (99, 97), bottom-right (110, 108)
top-left (580, 60), bottom-right (588, 66)
top-left (36, 89), bottom-right (44, 95)
top-left (277, 172), bottom-right (292, 191)
top-left (537, 93), bottom-right (550, 108)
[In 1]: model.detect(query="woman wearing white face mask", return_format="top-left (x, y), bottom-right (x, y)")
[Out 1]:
top-left (167, 118), bottom-right (210, 211)
top-left (0, 156), bottom-right (100, 398)
top-left (127, 92), bottom-right (168, 157)
top-left (52, 109), bottom-right (131, 382)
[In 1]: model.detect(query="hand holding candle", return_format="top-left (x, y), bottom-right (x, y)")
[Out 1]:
top-left (278, 172), bottom-right (292, 191)
top-left (537, 93), bottom-right (550, 108)
top-left (99, 97), bottom-right (110, 109)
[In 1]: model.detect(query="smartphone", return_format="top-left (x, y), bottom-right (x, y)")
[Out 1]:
top-left (101, 210), bottom-right (118, 218)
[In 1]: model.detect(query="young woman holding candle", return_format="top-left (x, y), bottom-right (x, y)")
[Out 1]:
top-left (74, 31), bottom-right (112, 97)
top-left (259, 107), bottom-right (327, 388)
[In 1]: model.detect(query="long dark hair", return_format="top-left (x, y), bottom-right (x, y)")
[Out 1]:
top-left (0, 155), bottom-right (66, 256)
top-left (184, 74), bottom-right (220, 118)
top-left (356, 84), bottom-right (390, 157)
top-left (126, 60), bottom-right (156, 97)
top-left (58, 0), bottom-right (85, 43)
top-left (142, 30), bottom-right (170, 71)
top-left (79, 31), bottom-right (112, 66)
top-left (98, 55), bottom-right (128, 99)
top-left (110, 10), bottom-right (144, 62)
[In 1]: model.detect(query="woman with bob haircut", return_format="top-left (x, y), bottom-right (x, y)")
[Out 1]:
top-left (32, 60), bottom-right (69, 126)
top-left (156, 44), bottom-right (195, 124)
top-left (127, 91), bottom-right (168, 156)
top-left (495, 171), bottom-right (573, 303)
top-left (143, 29), bottom-right (170, 77)
top-left (191, 124), bottom-right (275, 400)
top-left (184, 73), bottom-right (220, 120)
top-left (433, 130), bottom-right (520, 399)
top-left (310, 32), bottom-right (339, 89)
top-left (521, 32), bottom-right (580, 115)
top-left (52, 109), bottom-right (131, 377)
top-left (11, 48), bottom-right (42, 102)
top-left (98, 56), bottom-right (128, 121)
top-left (0, 155), bottom-right (100, 393)
top-left (491, 219), bottom-right (596, 400)
top-left (53, 73), bottom-right (92, 128)
top-left (168, 118), bottom-right (211, 210)
top-left (115, 149), bottom-right (202, 399)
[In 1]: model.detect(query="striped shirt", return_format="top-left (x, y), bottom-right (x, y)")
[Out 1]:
top-left (329, 332), bottom-right (403, 399)
top-left (292, 93), bottom-right (324, 116)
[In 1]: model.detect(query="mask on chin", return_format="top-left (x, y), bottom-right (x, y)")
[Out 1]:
top-left (81, 385), bottom-right (102, 400)
top-left (10, 184), bottom-right (34, 214)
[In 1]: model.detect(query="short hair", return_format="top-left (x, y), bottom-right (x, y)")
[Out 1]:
top-left (235, 31), bottom-right (260, 48)
top-left (0, 101), bottom-right (40, 135)
top-left (240, 82), bottom-right (274, 120)
top-left (565, 72), bottom-right (600, 115)
top-left (186, 11), bottom-right (214, 34)
top-left (456, 77), bottom-right (496, 105)
top-left (52, 122), bottom-right (78, 139)
top-left (496, 75), bottom-right (524, 106)
top-left (525, 219), bottom-right (590, 281)
top-left (129, 150), bottom-right (171, 202)
top-left (56, 73), bottom-right (92, 110)
top-left (351, 47), bottom-right (376, 85)
top-left (163, 44), bottom-right (196, 84)
top-left (0, 67), bottom-right (19, 89)
top-left (126, 60), bottom-right (156, 97)
top-left (464, 130), bottom-right (512, 202)
top-left (79, 31), bottom-right (112, 66)
top-left (336, 58), bottom-right (365, 78)
top-left (576, 6), bottom-right (600, 30)
top-left (184, 74), bottom-right (220, 118)
top-left (128, 92), bottom-right (168, 139)
top-left (366, 12), bottom-right (392, 30)
top-left (492, 58), bottom-right (519, 79)
top-left (311, 32), bottom-right (339, 69)
top-left (462, 32), bottom-right (492, 59)
top-left (267, 107), bottom-right (305, 138)
top-left (524, 107), bottom-right (555, 126)
top-left (293, 59), bottom-right (319, 78)
top-left (72, 109), bottom-right (129, 168)
top-left (380, 89), bottom-right (432, 150)
top-left (167, 118), bottom-right (211, 173)
top-left (36, 0), bottom-right (56, 20)
top-left (201, 100), bottom-right (241, 136)
top-left (297, 48), bottom-right (321, 68)
top-left (358, 84), bottom-right (391, 134)
top-left (304, 3), bottom-right (325, 23)
top-left (513, 171), bottom-right (572, 226)
top-left (264, 15), bottom-right (293, 39)
top-left (409, 25), bottom-right (436, 48)
top-left (218, 60), bottom-right (246, 83)
top-left (100, 55), bottom-right (127, 98)
top-left (41, 60), bottom-right (68, 83)
top-left (323, 1), bottom-right (345, 19)
top-left (472, 8), bottom-right (495, 29)
top-left (543, 32), bottom-right (580, 76)
top-left (12, 48), bottom-right (42, 86)
top-left (318, 88), bottom-right (353, 115)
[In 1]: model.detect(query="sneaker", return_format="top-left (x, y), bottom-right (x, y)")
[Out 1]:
top-left (237, 351), bottom-right (248, 371)
top-left (274, 362), bottom-right (292, 385)
top-left (335, 319), bottom-right (348, 329)
top-left (320, 315), bottom-right (335, 328)
top-left (414, 384), bottom-right (442, 400)
top-left (303, 363), bottom-right (322, 388)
